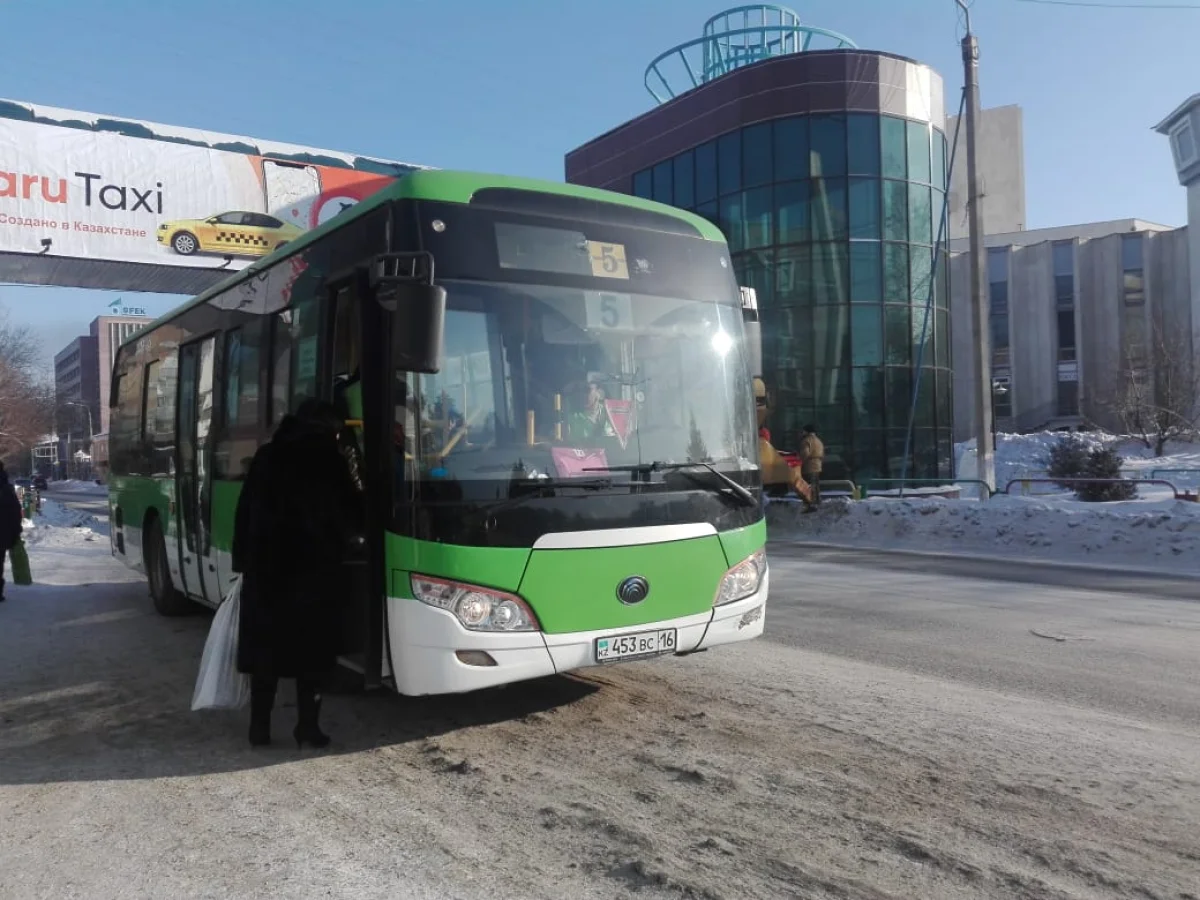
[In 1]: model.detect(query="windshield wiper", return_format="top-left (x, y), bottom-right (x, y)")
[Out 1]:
top-left (584, 460), bottom-right (757, 508)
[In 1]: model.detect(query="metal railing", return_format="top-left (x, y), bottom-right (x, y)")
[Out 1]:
top-left (862, 478), bottom-right (995, 499)
top-left (1151, 467), bottom-right (1200, 481)
top-left (1002, 477), bottom-right (1197, 501)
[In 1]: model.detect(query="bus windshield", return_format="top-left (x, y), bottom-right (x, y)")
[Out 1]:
top-left (393, 278), bottom-right (759, 546)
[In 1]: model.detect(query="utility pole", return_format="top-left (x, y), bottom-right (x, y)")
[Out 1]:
top-left (958, 0), bottom-right (995, 497)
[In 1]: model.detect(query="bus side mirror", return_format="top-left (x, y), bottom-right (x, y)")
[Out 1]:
top-left (377, 281), bottom-right (446, 375)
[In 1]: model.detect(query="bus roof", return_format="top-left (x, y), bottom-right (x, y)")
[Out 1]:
top-left (121, 170), bottom-right (726, 349)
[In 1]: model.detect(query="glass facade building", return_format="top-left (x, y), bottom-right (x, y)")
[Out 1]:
top-left (628, 114), bottom-right (951, 481)
top-left (567, 49), bottom-right (953, 481)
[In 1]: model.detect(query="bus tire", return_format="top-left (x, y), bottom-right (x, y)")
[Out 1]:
top-left (145, 516), bottom-right (193, 616)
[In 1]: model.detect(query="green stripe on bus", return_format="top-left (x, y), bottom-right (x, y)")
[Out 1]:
top-left (385, 532), bottom-right (529, 595)
top-left (717, 518), bottom-right (768, 569)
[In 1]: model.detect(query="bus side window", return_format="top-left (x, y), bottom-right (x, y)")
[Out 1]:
top-left (290, 292), bottom-right (319, 406)
top-left (269, 311), bottom-right (291, 424)
top-left (331, 286), bottom-right (360, 382)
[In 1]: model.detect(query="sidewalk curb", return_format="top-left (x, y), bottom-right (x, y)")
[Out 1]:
top-left (768, 538), bottom-right (1200, 583)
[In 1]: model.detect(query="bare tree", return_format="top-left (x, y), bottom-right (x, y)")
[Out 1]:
top-left (0, 308), bottom-right (54, 466)
top-left (0, 309), bottom-right (41, 377)
top-left (1111, 322), bottom-right (1200, 457)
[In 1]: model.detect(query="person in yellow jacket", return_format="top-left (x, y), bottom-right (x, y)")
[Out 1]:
top-left (754, 377), bottom-right (812, 504)
top-left (798, 423), bottom-right (825, 511)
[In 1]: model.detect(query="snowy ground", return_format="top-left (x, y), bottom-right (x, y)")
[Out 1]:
top-left (1, 499), bottom-right (1198, 898)
top-left (773, 432), bottom-right (1200, 575)
top-left (956, 430), bottom-right (1200, 493)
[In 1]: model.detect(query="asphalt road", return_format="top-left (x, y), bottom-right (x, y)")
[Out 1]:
top-left (43, 485), bottom-right (109, 520)
top-left (766, 542), bottom-right (1200, 729)
top-left (1, 525), bottom-right (1196, 898)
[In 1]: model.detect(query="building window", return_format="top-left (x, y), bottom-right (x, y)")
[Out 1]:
top-left (809, 114), bottom-right (846, 178)
top-left (774, 116), bottom-right (808, 181)
top-left (882, 179), bottom-right (907, 242)
top-left (1053, 240), bottom-right (1074, 307)
top-left (850, 242), bottom-right (882, 303)
top-left (1171, 118), bottom-right (1198, 168)
top-left (811, 178), bottom-right (847, 241)
top-left (1056, 309), bottom-right (1076, 362)
top-left (743, 187), bottom-right (773, 248)
top-left (717, 131), bottom-right (741, 195)
top-left (694, 141), bottom-right (718, 204)
top-left (881, 117), bottom-right (906, 179)
top-left (776, 181), bottom-right (810, 244)
top-left (987, 247), bottom-right (1009, 366)
top-left (1057, 378), bottom-right (1079, 417)
top-left (1122, 233), bottom-right (1144, 307)
top-left (906, 121), bottom-right (931, 185)
top-left (993, 376), bottom-right (1012, 418)
top-left (847, 114), bottom-right (880, 175)
top-left (1123, 305), bottom-right (1147, 365)
top-left (673, 151), bottom-right (695, 209)
top-left (847, 178), bottom-right (881, 240)
top-left (652, 159), bottom-right (673, 205)
top-left (908, 184), bottom-right (932, 246)
top-left (741, 121), bottom-right (773, 187)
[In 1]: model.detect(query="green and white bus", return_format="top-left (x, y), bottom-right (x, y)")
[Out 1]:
top-left (108, 170), bottom-right (767, 696)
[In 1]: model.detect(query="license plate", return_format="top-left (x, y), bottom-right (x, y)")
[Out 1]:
top-left (595, 628), bottom-right (678, 663)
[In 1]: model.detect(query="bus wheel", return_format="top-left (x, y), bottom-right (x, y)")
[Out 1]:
top-left (145, 517), bottom-right (193, 616)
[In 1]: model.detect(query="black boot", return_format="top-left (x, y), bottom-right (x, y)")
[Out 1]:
top-left (294, 678), bottom-right (330, 749)
top-left (249, 675), bottom-right (276, 747)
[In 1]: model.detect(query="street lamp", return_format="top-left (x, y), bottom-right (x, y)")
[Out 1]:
top-left (991, 379), bottom-right (1008, 445)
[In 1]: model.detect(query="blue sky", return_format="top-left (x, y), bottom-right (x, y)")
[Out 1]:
top-left (0, 0), bottom-right (1195, 367)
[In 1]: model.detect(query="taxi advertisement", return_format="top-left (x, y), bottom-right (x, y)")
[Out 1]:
top-left (0, 98), bottom-right (423, 274)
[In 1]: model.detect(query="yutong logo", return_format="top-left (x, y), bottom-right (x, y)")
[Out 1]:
top-left (0, 169), bottom-right (164, 213)
top-left (616, 576), bottom-right (650, 606)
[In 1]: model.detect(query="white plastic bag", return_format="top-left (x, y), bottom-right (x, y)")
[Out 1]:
top-left (191, 575), bottom-right (250, 711)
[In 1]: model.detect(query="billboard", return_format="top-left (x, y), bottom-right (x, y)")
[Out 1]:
top-left (0, 98), bottom-right (428, 294)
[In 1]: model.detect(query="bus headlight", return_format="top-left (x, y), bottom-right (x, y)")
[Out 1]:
top-left (713, 549), bottom-right (766, 607)
top-left (410, 574), bottom-right (540, 632)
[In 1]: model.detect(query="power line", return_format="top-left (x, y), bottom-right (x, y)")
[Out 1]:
top-left (1015, 0), bottom-right (1200, 9)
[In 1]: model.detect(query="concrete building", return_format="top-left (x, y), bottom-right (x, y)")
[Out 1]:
top-left (54, 312), bottom-right (149, 472)
top-left (947, 220), bottom-right (1184, 441)
top-left (945, 104), bottom-right (1026, 240)
top-left (91, 315), bottom-right (148, 435)
top-left (53, 333), bottom-right (99, 458)
top-left (944, 93), bottom-right (1200, 447)
top-left (1155, 94), bottom-right (1200, 353)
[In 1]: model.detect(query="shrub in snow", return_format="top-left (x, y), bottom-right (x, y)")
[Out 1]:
top-left (1045, 436), bottom-right (1090, 491)
top-left (1042, 435), bottom-right (1135, 501)
top-left (1078, 447), bottom-right (1137, 502)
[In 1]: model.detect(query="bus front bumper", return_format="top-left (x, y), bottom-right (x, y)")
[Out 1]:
top-left (386, 575), bottom-right (768, 697)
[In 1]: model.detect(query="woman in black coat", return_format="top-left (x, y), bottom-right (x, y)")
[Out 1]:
top-left (232, 399), bottom-right (362, 748)
top-left (0, 463), bottom-right (23, 602)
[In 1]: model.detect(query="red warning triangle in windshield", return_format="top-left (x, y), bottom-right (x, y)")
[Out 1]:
top-left (604, 399), bottom-right (635, 450)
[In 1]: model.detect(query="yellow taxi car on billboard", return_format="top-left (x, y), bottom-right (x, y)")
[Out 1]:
top-left (157, 210), bottom-right (302, 258)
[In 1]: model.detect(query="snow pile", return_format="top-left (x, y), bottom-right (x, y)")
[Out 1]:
top-left (23, 499), bottom-right (104, 547)
top-left (771, 432), bottom-right (1200, 573)
top-left (768, 493), bottom-right (1200, 574)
